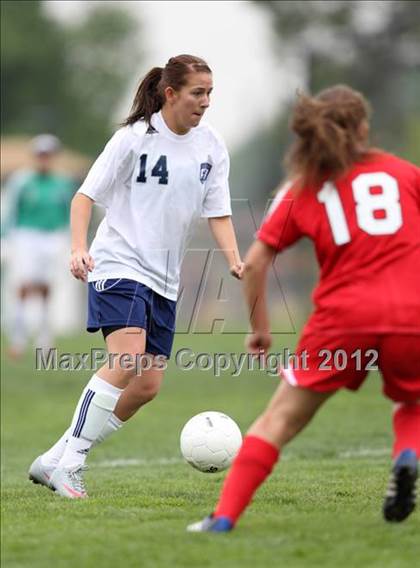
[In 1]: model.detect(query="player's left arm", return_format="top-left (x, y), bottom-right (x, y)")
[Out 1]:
top-left (208, 215), bottom-right (244, 279)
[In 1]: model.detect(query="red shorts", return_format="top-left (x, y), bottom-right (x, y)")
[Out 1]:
top-left (281, 332), bottom-right (420, 403)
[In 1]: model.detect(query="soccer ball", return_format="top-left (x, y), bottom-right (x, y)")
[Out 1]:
top-left (180, 411), bottom-right (242, 473)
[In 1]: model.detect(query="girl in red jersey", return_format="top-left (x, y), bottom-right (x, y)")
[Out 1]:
top-left (188, 85), bottom-right (420, 532)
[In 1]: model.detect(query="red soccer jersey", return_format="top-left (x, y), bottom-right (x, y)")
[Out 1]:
top-left (258, 151), bottom-right (420, 334)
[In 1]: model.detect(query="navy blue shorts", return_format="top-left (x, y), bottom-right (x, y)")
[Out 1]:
top-left (87, 279), bottom-right (176, 359)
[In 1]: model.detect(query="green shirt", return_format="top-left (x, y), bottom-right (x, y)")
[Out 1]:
top-left (3, 170), bottom-right (75, 233)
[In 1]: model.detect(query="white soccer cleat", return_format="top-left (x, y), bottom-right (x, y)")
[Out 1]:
top-left (49, 464), bottom-right (89, 499)
top-left (28, 456), bottom-right (55, 489)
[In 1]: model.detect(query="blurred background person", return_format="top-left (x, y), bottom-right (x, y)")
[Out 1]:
top-left (2, 134), bottom-right (75, 359)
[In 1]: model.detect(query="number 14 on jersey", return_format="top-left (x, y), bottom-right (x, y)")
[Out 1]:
top-left (137, 154), bottom-right (169, 185)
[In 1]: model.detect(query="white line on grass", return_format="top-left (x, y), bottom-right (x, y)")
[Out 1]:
top-left (338, 448), bottom-right (389, 459)
top-left (94, 457), bottom-right (184, 468)
top-left (93, 448), bottom-right (390, 469)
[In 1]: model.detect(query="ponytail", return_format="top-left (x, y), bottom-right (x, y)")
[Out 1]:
top-left (285, 85), bottom-right (371, 190)
top-left (122, 67), bottom-right (163, 126)
top-left (122, 55), bottom-right (211, 128)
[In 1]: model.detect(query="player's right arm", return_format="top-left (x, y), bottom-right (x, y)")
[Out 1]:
top-left (243, 240), bottom-right (276, 355)
top-left (71, 127), bottom-right (135, 282)
top-left (243, 182), bottom-right (302, 355)
top-left (70, 193), bottom-right (95, 282)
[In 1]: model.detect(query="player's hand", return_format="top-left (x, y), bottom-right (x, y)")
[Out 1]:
top-left (245, 331), bottom-right (272, 355)
top-left (230, 261), bottom-right (245, 280)
top-left (70, 248), bottom-right (95, 282)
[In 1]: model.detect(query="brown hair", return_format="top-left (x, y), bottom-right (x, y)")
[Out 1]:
top-left (122, 54), bottom-right (212, 127)
top-left (285, 85), bottom-right (372, 190)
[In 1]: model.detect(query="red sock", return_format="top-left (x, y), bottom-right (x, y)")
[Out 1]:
top-left (392, 403), bottom-right (420, 459)
top-left (214, 435), bottom-right (279, 524)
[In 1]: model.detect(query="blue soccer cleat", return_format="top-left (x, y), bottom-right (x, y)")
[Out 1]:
top-left (383, 449), bottom-right (417, 522)
top-left (186, 514), bottom-right (233, 533)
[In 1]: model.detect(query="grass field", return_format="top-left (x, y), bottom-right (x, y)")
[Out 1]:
top-left (1, 332), bottom-right (419, 568)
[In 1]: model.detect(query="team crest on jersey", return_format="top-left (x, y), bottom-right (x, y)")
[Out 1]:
top-left (200, 162), bottom-right (212, 183)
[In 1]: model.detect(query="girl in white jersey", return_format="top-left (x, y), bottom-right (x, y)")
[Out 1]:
top-left (29, 55), bottom-right (244, 498)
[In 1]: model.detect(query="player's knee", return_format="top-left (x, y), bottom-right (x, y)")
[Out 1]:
top-left (131, 380), bottom-right (161, 405)
top-left (112, 364), bottom-right (138, 383)
top-left (110, 351), bottom-right (145, 380)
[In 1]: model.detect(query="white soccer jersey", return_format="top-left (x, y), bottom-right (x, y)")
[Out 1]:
top-left (78, 111), bottom-right (232, 300)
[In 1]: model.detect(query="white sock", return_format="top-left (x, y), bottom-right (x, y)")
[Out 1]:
top-left (41, 428), bottom-right (71, 467)
top-left (58, 375), bottom-right (123, 468)
top-left (41, 413), bottom-right (125, 467)
top-left (93, 413), bottom-right (124, 447)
